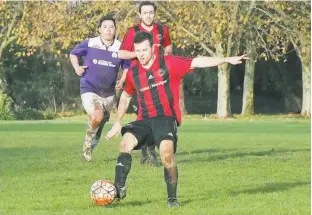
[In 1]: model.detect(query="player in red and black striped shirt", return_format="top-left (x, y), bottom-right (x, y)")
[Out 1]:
top-left (118, 1), bottom-right (172, 63)
top-left (106, 32), bottom-right (248, 207)
top-left (117, 1), bottom-right (172, 166)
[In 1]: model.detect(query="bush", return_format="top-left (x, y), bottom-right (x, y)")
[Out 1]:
top-left (0, 90), bottom-right (16, 120)
top-left (13, 108), bottom-right (56, 120)
top-left (14, 108), bottom-right (44, 120)
top-left (42, 111), bottom-right (56, 120)
top-left (0, 111), bottom-right (16, 120)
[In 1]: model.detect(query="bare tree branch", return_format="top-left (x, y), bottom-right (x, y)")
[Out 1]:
top-left (157, 3), bottom-right (216, 56)
top-left (226, 1), bottom-right (239, 56)
top-left (232, 0), bottom-right (256, 56)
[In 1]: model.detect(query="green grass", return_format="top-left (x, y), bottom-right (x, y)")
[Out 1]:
top-left (0, 117), bottom-right (310, 215)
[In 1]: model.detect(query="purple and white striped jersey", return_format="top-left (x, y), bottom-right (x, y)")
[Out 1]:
top-left (70, 36), bottom-right (130, 98)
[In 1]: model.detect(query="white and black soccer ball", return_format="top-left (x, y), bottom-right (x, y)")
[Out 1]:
top-left (90, 179), bottom-right (117, 206)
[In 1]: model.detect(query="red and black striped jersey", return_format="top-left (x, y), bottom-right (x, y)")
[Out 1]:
top-left (124, 55), bottom-right (194, 126)
top-left (120, 23), bottom-right (171, 52)
top-left (120, 23), bottom-right (171, 66)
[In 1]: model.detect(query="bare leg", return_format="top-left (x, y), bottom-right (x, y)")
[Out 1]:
top-left (83, 109), bottom-right (103, 161)
top-left (91, 110), bottom-right (110, 151)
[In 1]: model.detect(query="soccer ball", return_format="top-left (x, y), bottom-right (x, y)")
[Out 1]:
top-left (90, 179), bottom-right (117, 206)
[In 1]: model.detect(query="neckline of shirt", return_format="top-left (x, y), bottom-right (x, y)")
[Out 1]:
top-left (139, 23), bottom-right (156, 32)
top-left (99, 36), bottom-right (116, 50)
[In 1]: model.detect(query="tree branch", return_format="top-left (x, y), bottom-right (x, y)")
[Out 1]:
top-left (232, 0), bottom-right (256, 56)
top-left (254, 6), bottom-right (293, 34)
top-left (226, 1), bottom-right (239, 56)
top-left (5, 4), bottom-right (20, 40)
top-left (157, 3), bottom-right (216, 56)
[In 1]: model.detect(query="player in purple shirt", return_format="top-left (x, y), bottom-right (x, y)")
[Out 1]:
top-left (70, 16), bottom-right (129, 161)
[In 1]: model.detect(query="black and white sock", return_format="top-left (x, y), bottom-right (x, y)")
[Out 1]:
top-left (114, 153), bottom-right (132, 188)
top-left (164, 166), bottom-right (178, 200)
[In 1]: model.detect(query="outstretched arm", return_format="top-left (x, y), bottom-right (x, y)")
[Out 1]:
top-left (190, 54), bottom-right (249, 69)
top-left (105, 91), bottom-right (132, 139)
top-left (118, 50), bottom-right (137, 60)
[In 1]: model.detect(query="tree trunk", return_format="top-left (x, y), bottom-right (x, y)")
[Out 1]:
top-left (301, 64), bottom-right (311, 116)
top-left (179, 80), bottom-right (187, 115)
top-left (284, 91), bottom-right (301, 113)
top-left (241, 39), bottom-right (256, 115)
top-left (217, 63), bottom-right (232, 118)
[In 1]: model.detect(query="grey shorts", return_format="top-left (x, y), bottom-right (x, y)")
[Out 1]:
top-left (81, 92), bottom-right (116, 115)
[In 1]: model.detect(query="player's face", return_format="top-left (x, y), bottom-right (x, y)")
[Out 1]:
top-left (99, 20), bottom-right (116, 41)
top-left (139, 5), bottom-right (155, 27)
top-left (134, 39), bottom-right (154, 66)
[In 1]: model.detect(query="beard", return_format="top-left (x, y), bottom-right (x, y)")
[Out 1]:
top-left (142, 18), bottom-right (154, 27)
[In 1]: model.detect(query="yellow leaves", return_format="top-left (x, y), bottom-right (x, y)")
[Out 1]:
top-left (176, 44), bottom-right (185, 49)
top-left (171, 30), bottom-right (177, 39)
top-left (243, 16), bottom-right (249, 24)
top-left (175, 9), bottom-right (183, 15)
top-left (184, 15), bottom-right (190, 21)
top-left (216, 25), bottom-right (222, 34)
top-left (239, 15), bottom-right (244, 23)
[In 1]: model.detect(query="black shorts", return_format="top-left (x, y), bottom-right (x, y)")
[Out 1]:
top-left (121, 116), bottom-right (178, 153)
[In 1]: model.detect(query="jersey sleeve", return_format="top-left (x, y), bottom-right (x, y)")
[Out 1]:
top-left (162, 26), bottom-right (171, 47)
top-left (120, 28), bottom-right (136, 52)
top-left (121, 59), bottom-right (131, 70)
top-left (124, 69), bottom-right (135, 96)
top-left (165, 56), bottom-right (194, 79)
top-left (70, 39), bottom-right (89, 57)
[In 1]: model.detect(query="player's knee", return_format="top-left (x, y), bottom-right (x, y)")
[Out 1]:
top-left (91, 111), bottom-right (103, 127)
top-left (160, 150), bottom-right (174, 168)
top-left (119, 133), bottom-right (137, 153)
top-left (119, 140), bottom-right (128, 152)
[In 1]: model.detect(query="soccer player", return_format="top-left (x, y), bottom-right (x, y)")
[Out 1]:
top-left (117, 1), bottom-right (172, 166)
top-left (105, 31), bottom-right (249, 207)
top-left (70, 16), bottom-right (129, 161)
top-left (118, 1), bottom-right (172, 61)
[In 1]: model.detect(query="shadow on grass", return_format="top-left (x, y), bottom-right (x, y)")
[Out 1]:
top-left (176, 148), bottom-right (227, 156)
top-left (107, 199), bottom-right (154, 208)
top-left (230, 181), bottom-right (310, 195)
top-left (176, 148), bottom-right (310, 163)
top-left (179, 199), bottom-right (194, 206)
top-left (108, 198), bottom-right (193, 208)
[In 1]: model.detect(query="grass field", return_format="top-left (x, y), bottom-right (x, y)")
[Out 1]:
top-left (0, 116), bottom-right (310, 215)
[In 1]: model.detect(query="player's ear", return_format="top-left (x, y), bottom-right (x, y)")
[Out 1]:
top-left (152, 44), bottom-right (155, 52)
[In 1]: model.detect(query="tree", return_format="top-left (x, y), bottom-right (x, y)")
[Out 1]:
top-left (255, 1), bottom-right (311, 116)
top-left (157, 1), bottom-right (255, 118)
top-left (0, 2), bottom-right (28, 113)
top-left (242, 30), bottom-right (256, 115)
top-left (0, 1), bottom-right (136, 112)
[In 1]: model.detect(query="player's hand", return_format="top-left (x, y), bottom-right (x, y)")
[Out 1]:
top-left (105, 122), bottom-right (122, 140)
top-left (226, 54), bottom-right (249, 65)
top-left (74, 65), bottom-right (88, 76)
top-left (115, 80), bottom-right (124, 91)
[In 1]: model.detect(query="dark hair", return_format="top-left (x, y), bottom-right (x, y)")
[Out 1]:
top-left (139, 1), bottom-right (157, 13)
top-left (98, 15), bottom-right (116, 28)
top-left (133, 31), bottom-right (154, 47)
